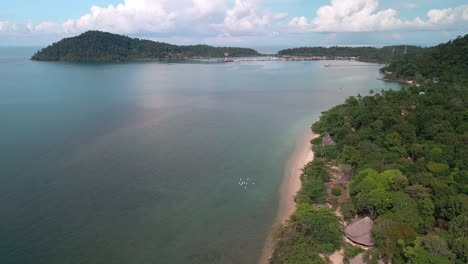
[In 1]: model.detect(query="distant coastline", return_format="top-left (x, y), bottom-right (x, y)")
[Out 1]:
top-left (31, 31), bottom-right (260, 62)
top-left (32, 30), bottom-right (429, 64)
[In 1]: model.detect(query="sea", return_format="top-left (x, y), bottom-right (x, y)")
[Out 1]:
top-left (0, 47), bottom-right (401, 264)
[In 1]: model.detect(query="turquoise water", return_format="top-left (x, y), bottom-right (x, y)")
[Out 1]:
top-left (0, 47), bottom-right (401, 264)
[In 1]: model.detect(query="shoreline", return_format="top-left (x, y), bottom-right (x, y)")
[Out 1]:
top-left (259, 129), bottom-right (319, 264)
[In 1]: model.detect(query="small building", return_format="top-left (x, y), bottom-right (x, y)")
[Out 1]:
top-left (323, 133), bottom-right (336, 146)
top-left (345, 217), bottom-right (374, 247)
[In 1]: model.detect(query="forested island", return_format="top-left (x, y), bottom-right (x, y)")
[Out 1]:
top-left (31, 31), bottom-right (260, 62)
top-left (277, 45), bottom-right (428, 63)
top-left (271, 35), bottom-right (467, 264)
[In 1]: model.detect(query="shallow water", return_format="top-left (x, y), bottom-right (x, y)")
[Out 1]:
top-left (0, 48), bottom-right (400, 264)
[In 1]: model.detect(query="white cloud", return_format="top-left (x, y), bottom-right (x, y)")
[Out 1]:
top-left (34, 21), bottom-right (60, 32)
top-left (222, 0), bottom-right (287, 34)
top-left (0, 0), bottom-right (288, 40)
top-left (427, 5), bottom-right (468, 25)
top-left (0, 0), bottom-right (467, 45)
top-left (310, 0), bottom-right (424, 32)
top-left (288, 0), bottom-right (468, 33)
top-left (288, 16), bottom-right (310, 31)
top-left (0, 21), bottom-right (9, 31)
top-left (189, 0), bottom-right (226, 17)
top-left (62, 0), bottom-right (177, 34)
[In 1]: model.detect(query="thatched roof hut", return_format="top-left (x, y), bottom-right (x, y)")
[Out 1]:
top-left (345, 217), bottom-right (374, 247)
top-left (323, 134), bottom-right (336, 146)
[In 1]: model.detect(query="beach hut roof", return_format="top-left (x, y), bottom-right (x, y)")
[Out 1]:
top-left (345, 217), bottom-right (374, 247)
top-left (323, 134), bottom-right (336, 146)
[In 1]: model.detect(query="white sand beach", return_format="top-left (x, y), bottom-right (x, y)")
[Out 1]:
top-left (259, 129), bottom-right (318, 264)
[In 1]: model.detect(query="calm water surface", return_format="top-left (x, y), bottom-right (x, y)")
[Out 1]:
top-left (0, 47), bottom-right (400, 264)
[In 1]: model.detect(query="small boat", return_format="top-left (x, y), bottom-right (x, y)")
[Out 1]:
top-left (224, 51), bottom-right (234, 63)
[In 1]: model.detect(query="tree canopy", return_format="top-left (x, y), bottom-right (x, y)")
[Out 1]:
top-left (32, 31), bottom-right (260, 62)
top-left (381, 35), bottom-right (468, 85)
top-left (278, 45), bottom-right (427, 63)
top-left (310, 35), bottom-right (467, 263)
top-left (272, 34), bottom-right (467, 264)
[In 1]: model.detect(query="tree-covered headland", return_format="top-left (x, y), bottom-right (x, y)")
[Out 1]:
top-left (381, 35), bottom-right (468, 85)
top-left (278, 45), bottom-right (428, 63)
top-left (31, 31), bottom-right (260, 62)
top-left (271, 35), bottom-right (467, 264)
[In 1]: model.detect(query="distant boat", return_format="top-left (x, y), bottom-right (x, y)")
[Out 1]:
top-left (224, 51), bottom-right (234, 63)
top-left (324, 64), bottom-right (331, 67)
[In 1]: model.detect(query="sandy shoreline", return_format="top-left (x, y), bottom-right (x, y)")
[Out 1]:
top-left (259, 129), bottom-right (318, 264)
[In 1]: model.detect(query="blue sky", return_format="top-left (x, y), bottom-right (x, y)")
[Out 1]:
top-left (0, 0), bottom-right (467, 46)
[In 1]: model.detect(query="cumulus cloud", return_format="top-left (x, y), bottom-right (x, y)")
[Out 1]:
top-left (0, 0), bottom-right (289, 42)
top-left (296, 0), bottom-right (425, 32)
top-left (288, 16), bottom-right (310, 31)
top-left (62, 0), bottom-right (177, 34)
top-left (427, 5), bottom-right (468, 25)
top-left (189, 0), bottom-right (226, 17)
top-left (0, 0), bottom-right (467, 44)
top-left (288, 0), bottom-right (468, 32)
top-left (222, 0), bottom-right (287, 34)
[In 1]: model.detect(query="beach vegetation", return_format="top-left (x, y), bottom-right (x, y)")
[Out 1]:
top-left (272, 161), bottom-right (342, 263)
top-left (269, 234), bottom-right (326, 264)
top-left (295, 160), bottom-right (329, 204)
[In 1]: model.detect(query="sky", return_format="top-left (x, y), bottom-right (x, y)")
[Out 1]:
top-left (0, 0), bottom-right (467, 47)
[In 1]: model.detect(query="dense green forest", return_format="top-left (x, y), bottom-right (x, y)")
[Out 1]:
top-left (278, 46), bottom-right (427, 63)
top-left (271, 36), bottom-right (467, 263)
top-left (31, 31), bottom-right (260, 62)
top-left (381, 35), bottom-right (468, 85)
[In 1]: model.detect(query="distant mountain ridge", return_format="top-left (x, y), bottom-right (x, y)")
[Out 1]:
top-left (32, 31), bottom-right (260, 62)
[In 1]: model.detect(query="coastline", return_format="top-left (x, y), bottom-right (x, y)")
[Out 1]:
top-left (259, 129), bottom-right (319, 264)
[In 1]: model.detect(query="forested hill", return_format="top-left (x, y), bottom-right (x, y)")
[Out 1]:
top-left (381, 34), bottom-right (468, 85)
top-left (31, 31), bottom-right (260, 62)
top-left (271, 36), bottom-right (467, 264)
top-left (278, 45), bottom-right (427, 63)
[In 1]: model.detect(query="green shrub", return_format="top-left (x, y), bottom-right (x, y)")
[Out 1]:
top-left (344, 243), bottom-right (365, 259)
top-left (270, 236), bottom-right (325, 264)
top-left (332, 188), bottom-right (342, 196)
top-left (291, 204), bottom-right (342, 253)
top-left (340, 199), bottom-right (357, 221)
